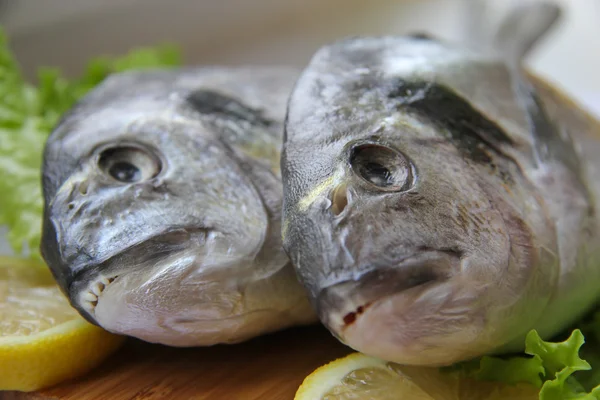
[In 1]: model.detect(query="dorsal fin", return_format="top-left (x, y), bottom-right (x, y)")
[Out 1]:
top-left (493, 1), bottom-right (562, 64)
top-left (491, 2), bottom-right (583, 185)
top-left (462, 0), bottom-right (562, 64)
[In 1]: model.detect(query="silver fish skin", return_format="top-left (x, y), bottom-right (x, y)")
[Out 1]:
top-left (41, 66), bottom-right (316, 346)
top-left (280, 34), bottom-right (600, 366)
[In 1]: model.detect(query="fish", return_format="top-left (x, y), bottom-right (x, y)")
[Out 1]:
top-left (280, 3), bottom-right (600, 366)
top-left (40, 66), bottom-right (317, 346)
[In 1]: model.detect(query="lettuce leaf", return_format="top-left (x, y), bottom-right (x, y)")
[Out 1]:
top-left (0, 27), bottom-right (181, 260)
top-left (526, 329), bottom-right (597, 399)
top-left (455, 313), bottom-right (600, 399)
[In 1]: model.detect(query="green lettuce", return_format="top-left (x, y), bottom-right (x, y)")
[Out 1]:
top-left (447, 311), bottom-right (600, 399)
top-left (0, 27), bottom-right (181, 260)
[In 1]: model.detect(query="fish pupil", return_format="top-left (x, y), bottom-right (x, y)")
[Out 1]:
top-left (361, 162), bottom-right (393, 186)
top-left (109, 162), bottom-right (141, 183)
top-left (349, 143), bottom-right (412, 191)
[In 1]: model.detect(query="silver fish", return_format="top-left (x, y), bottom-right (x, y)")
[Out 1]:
top-left (41, 67), bottom-right (316, 346)
top-left (280, 9), bottom-right (600, 365)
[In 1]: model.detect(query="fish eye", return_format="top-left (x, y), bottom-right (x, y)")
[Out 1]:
top-left (98, 146), bottom-right (161, 184)
top-left (349, 144), bottom-right (413, 191)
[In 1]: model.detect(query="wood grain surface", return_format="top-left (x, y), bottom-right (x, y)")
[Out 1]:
top-left (3, 325), bottom-right (352, 400)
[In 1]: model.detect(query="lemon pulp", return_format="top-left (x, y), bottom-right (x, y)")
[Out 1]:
top-left (297, 353), bottom-right (540, 400)
top-left (0, 257), bottom-right (125, 392)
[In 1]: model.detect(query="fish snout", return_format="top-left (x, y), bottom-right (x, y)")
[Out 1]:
top-left (318, 251), bottom-right (457, 328)
top-left (316, 250), bottom-right (467, 364)
top-left (66, 227), bottom-right (208, 321)
top-left (64, 226), bottom-right (305, 346)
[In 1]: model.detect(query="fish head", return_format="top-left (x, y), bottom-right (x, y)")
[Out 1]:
top-left (282, 36), bottom-right (554, 365)
top-left (42, 68), bottom-right (311, 345)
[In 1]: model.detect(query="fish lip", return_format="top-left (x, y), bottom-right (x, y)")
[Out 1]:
top-left (316, 249), bottom-right (461, 335)
top-left (67, 226), bottom-right (209, 322)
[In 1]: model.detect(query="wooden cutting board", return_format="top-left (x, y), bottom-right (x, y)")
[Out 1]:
top-left (4, 325), bottom-right (352, 400)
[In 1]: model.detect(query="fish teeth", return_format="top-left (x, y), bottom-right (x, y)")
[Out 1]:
top-left (81, 292), bottom-right (98, 314)
top-left (81, 300), bottom-right (97, 314)
top-left (91, 281), bottom-right (105, 296)
top-left (100, 276), bottom-right (112, 286)
top-left (83, 292), bottom-right (98, 302)
top-left (80, 275), bottom-right (118, 315)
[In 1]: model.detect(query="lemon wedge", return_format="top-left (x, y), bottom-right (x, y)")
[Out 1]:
top-left (0, 256), bottom-right (125, 392)
top-left (296, 352), bottom-right (540, 400)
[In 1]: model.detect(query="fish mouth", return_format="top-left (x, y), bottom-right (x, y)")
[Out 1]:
top-left (68, 226), bottom-right (209, 322)
top-left (317, 249), bottom-right (461, 339)
top-left (69, 240), bottom-right (305, 346)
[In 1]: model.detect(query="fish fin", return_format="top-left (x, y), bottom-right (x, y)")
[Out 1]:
top-left (492, 1), bottom-right (562, 64)
top-left (462, 0), bottom-right (562, 63)
top-left (480, 1), bottom-right (574, 170)
top-left (481, 2), bottom-right (588, 204)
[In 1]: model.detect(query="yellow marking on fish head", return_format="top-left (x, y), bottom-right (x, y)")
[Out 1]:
top-left (51, 168), bottom-right (92, 205)
top-left (281, 219), bottom-right (289, 242)
top-left (297, 170), bottom-right (345, 213)
top-left (283, 169), bottom-right (344, 241)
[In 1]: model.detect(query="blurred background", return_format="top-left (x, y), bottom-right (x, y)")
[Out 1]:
top-left (0, 0), bottom-right (598, 254)
top-left (1, 0), bottom-right (599, 114)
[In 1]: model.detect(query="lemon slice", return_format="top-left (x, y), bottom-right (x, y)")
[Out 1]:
top-left (296, 352), bottom-right (540, 400)
top-left (0, 256), bottom-right (126, 392)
